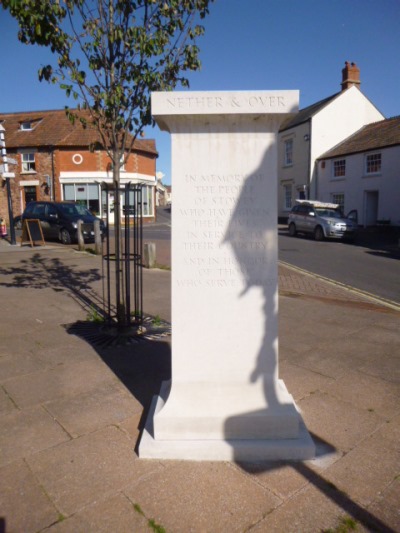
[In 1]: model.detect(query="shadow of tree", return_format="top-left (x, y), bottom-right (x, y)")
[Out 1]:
top-left (0, 252), bottom-right (105, 316)
top-left (0, 249), bottom-right (172, 452)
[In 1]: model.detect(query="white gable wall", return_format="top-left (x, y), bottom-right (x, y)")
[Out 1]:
top-left (311, 86), bottom-right (384, 198)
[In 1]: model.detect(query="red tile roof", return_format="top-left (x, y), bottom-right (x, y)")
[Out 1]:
top-left (0, 109), bottom-right (157, 155)
top-left (319, 116), bottom-right (400, 159)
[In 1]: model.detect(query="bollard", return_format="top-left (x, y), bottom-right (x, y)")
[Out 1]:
top-left (94, 219), bottom-right (102, 255)
top-left (143, 242), bottom-right (156, 268)
top-left (77, 219), bottom-right (85, 251)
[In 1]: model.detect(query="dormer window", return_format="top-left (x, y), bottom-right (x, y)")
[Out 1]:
top-left (20, 121), bottom-right (32, 131)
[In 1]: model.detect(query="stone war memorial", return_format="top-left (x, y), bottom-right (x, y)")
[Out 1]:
top-left (139, 91), bottom-right (315, 461)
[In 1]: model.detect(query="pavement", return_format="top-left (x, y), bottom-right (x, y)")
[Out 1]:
top-left (0, 235), bottom-right (399, 533)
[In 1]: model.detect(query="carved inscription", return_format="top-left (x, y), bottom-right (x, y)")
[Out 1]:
top-left (167, 95), bottom-right (286, 111)
top-left (177, 173), bottom-right (274, 289)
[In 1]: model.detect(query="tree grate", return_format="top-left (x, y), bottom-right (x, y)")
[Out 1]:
top-left (64, 316), bottom-right (171, 347)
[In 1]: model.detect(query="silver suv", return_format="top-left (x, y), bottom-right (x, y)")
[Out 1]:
top-left (288, 201), bottom-right (358, 241)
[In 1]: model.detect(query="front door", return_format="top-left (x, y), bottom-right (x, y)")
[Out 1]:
top-left (102, 191), bottom-right (124, 225)
top-left (364, 191), bottom-right (379, 227)
top-left (24, 186), bottom-right (37, 208)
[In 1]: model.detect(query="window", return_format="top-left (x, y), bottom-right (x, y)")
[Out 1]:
top-left (366, 153), bottom-right (381, 174)
top-left (333, 159), bottom-right (346, 178)
top-left (20, 121), bottom-right (32, 130)
top-left (63, 183), bottom-right (100, 214)
top-left (283, 184), bottom-right (292, 210)
top-left (331, 193), bottom-right (345, 212)
top-left (284, 139), bottom-right (293, 166)
top-left (21, 152), bottom-right (36, 172)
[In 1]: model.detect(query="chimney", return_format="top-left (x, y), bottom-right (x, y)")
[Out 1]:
top-left (341, 61), bottom-right (360, 91)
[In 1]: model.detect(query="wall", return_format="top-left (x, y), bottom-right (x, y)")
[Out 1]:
top-left (311, 87), bottom-right (384, 197)
top-left (317, 145), bottom-right (400, 226)
top-left (1, 145), bottom-right (157, 225)
top-left (278, 121), bottom-right (310, 219)
top-left (1, 149), bottom-right (55, 221)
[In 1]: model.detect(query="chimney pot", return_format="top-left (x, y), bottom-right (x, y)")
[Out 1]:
top-left (341, 61), bottom-right (360, 91)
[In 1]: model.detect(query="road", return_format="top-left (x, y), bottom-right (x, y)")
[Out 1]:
top-left (18, 204), bottom-right (397, 306)
top-left (145, 209), bottom-right (400, 305)
top-left (278, 227), bottom-right (400, 305)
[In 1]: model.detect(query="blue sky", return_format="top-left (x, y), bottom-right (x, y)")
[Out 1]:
top-left (1, 0), bottom-right (399, 184)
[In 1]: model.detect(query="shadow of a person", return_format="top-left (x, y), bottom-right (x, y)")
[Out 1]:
top-left (223, 147), bottom-right (281, 411)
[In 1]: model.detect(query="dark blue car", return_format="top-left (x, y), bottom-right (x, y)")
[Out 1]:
top-left (15, 201), bottom-right (106, 244)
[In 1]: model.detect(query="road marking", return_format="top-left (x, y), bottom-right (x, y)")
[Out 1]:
top-left (279, 260), bottom-right (400, 312)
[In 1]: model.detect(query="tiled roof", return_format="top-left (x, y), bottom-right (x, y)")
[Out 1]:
top-left (319, 116), bottom-right (400, 159)
top-left (0, 109), bottom-right (157, 155)
top-left (280, 93), bottom-right (340, 132)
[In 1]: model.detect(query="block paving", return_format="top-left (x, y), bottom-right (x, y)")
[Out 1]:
top-left (0, 238), bottom-right (399, 533)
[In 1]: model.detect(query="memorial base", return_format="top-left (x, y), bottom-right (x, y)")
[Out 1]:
top-left (139, 381), bottom-right (315, 461)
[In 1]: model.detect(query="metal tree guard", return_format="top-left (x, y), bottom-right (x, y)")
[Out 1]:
top-left (102, 182), bottom-right (143, 329)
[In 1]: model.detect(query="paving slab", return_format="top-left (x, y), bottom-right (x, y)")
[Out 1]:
top-left (0, 244), bottom-right (398, 532)
top-left (0, 386), bottom-right (17, 415)
top-left (279, 360), bottom-right (336, 402)
top-left (323, 428), bottom-right (400, 507)
top-left (234, 460), bottom-right (310, 500)
top-left (249, 480), bottom-right (388, 533)
top-left (125, 461), bottom-right (282, 533)
top-left (0, 459), bottom-right (59, 533)
top-left (45, 492), bottom-right (151, 533)
top-left (27, 425), bottom-right (164, 516)
top-left (3, 358), bottom-right (116, 409)
top-left (0, 406), bottom-right (70, 467)
top-left (45, 380), bottom-right (143, 438)
top-left (0, 351), bottom-right (46, 382)
top-left (320, 369), bottom-right (400, 419)
top-left (367, 478), bottom-right (400, 532)
top-left (298, 391), bottom-right (384, 453)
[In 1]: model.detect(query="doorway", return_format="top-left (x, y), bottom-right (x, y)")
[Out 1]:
top-left (364, 190), bottom-right (379, 227)
top-left (24, 186), bottom-right (37, 208)
top-left (102, 190), bottom-right (125, 225)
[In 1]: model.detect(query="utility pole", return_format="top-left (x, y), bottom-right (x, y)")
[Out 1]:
top-left (0, 124), bottom-right (17, 245)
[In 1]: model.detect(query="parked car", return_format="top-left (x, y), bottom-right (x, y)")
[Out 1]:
top-left (288, 200), bottom-right (358, 241)
top-left (14, 201), bottom-right (106, 244)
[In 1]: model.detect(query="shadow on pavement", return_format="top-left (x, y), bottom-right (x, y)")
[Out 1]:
top-left (0, 249), bottom-right (172, 455)
top-left (237, 432), bottom-right (396, 533)
top-left (0, 252), bottom-right (105, 316)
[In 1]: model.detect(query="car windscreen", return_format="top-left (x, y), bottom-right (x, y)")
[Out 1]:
top-left (315, 208), bottom-right (343, 219)
top-left (58, 204), bottom-right (91, 217)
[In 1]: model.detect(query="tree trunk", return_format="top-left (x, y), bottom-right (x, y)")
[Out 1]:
top-left (113, 161), bottom-right (126, 327)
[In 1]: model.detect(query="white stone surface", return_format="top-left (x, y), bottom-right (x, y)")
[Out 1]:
top-left (139, 90), bottom-right (315, 461)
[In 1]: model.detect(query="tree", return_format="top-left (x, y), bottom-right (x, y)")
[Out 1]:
top-left (3, 0), bottom-right (213, 326)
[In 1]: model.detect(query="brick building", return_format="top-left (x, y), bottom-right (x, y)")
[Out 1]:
top-left (0, 109), bottom-right (158, 225)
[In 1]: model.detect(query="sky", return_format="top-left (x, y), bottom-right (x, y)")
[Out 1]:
top-left (1, 0), bottom-right (399, 185)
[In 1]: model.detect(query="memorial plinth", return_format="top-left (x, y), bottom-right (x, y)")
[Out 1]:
top-left (139, 91), bottom-right (315, 461)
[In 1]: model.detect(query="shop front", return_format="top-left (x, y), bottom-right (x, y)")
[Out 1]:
top-left (60, 174), bottom-right (156, 224)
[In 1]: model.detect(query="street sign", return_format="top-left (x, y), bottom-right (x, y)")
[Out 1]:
top-left (0, 170), bottom-right (15, 178)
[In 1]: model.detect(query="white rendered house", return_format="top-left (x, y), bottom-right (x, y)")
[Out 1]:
top-left (317, 115), bottom-right (400, 227)
top-left (278, 62), bottom-right (384, 220)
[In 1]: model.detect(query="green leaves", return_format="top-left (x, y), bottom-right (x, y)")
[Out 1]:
top-left (3, 0), bottom-right (214, 156)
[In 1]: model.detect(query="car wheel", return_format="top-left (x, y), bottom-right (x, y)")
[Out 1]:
top-left (314, 226), bottom-right (324, 241)
top-left (288, 223), bottom-right (297, 237)
top-left (60, 228), bottom-right (72, 245)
